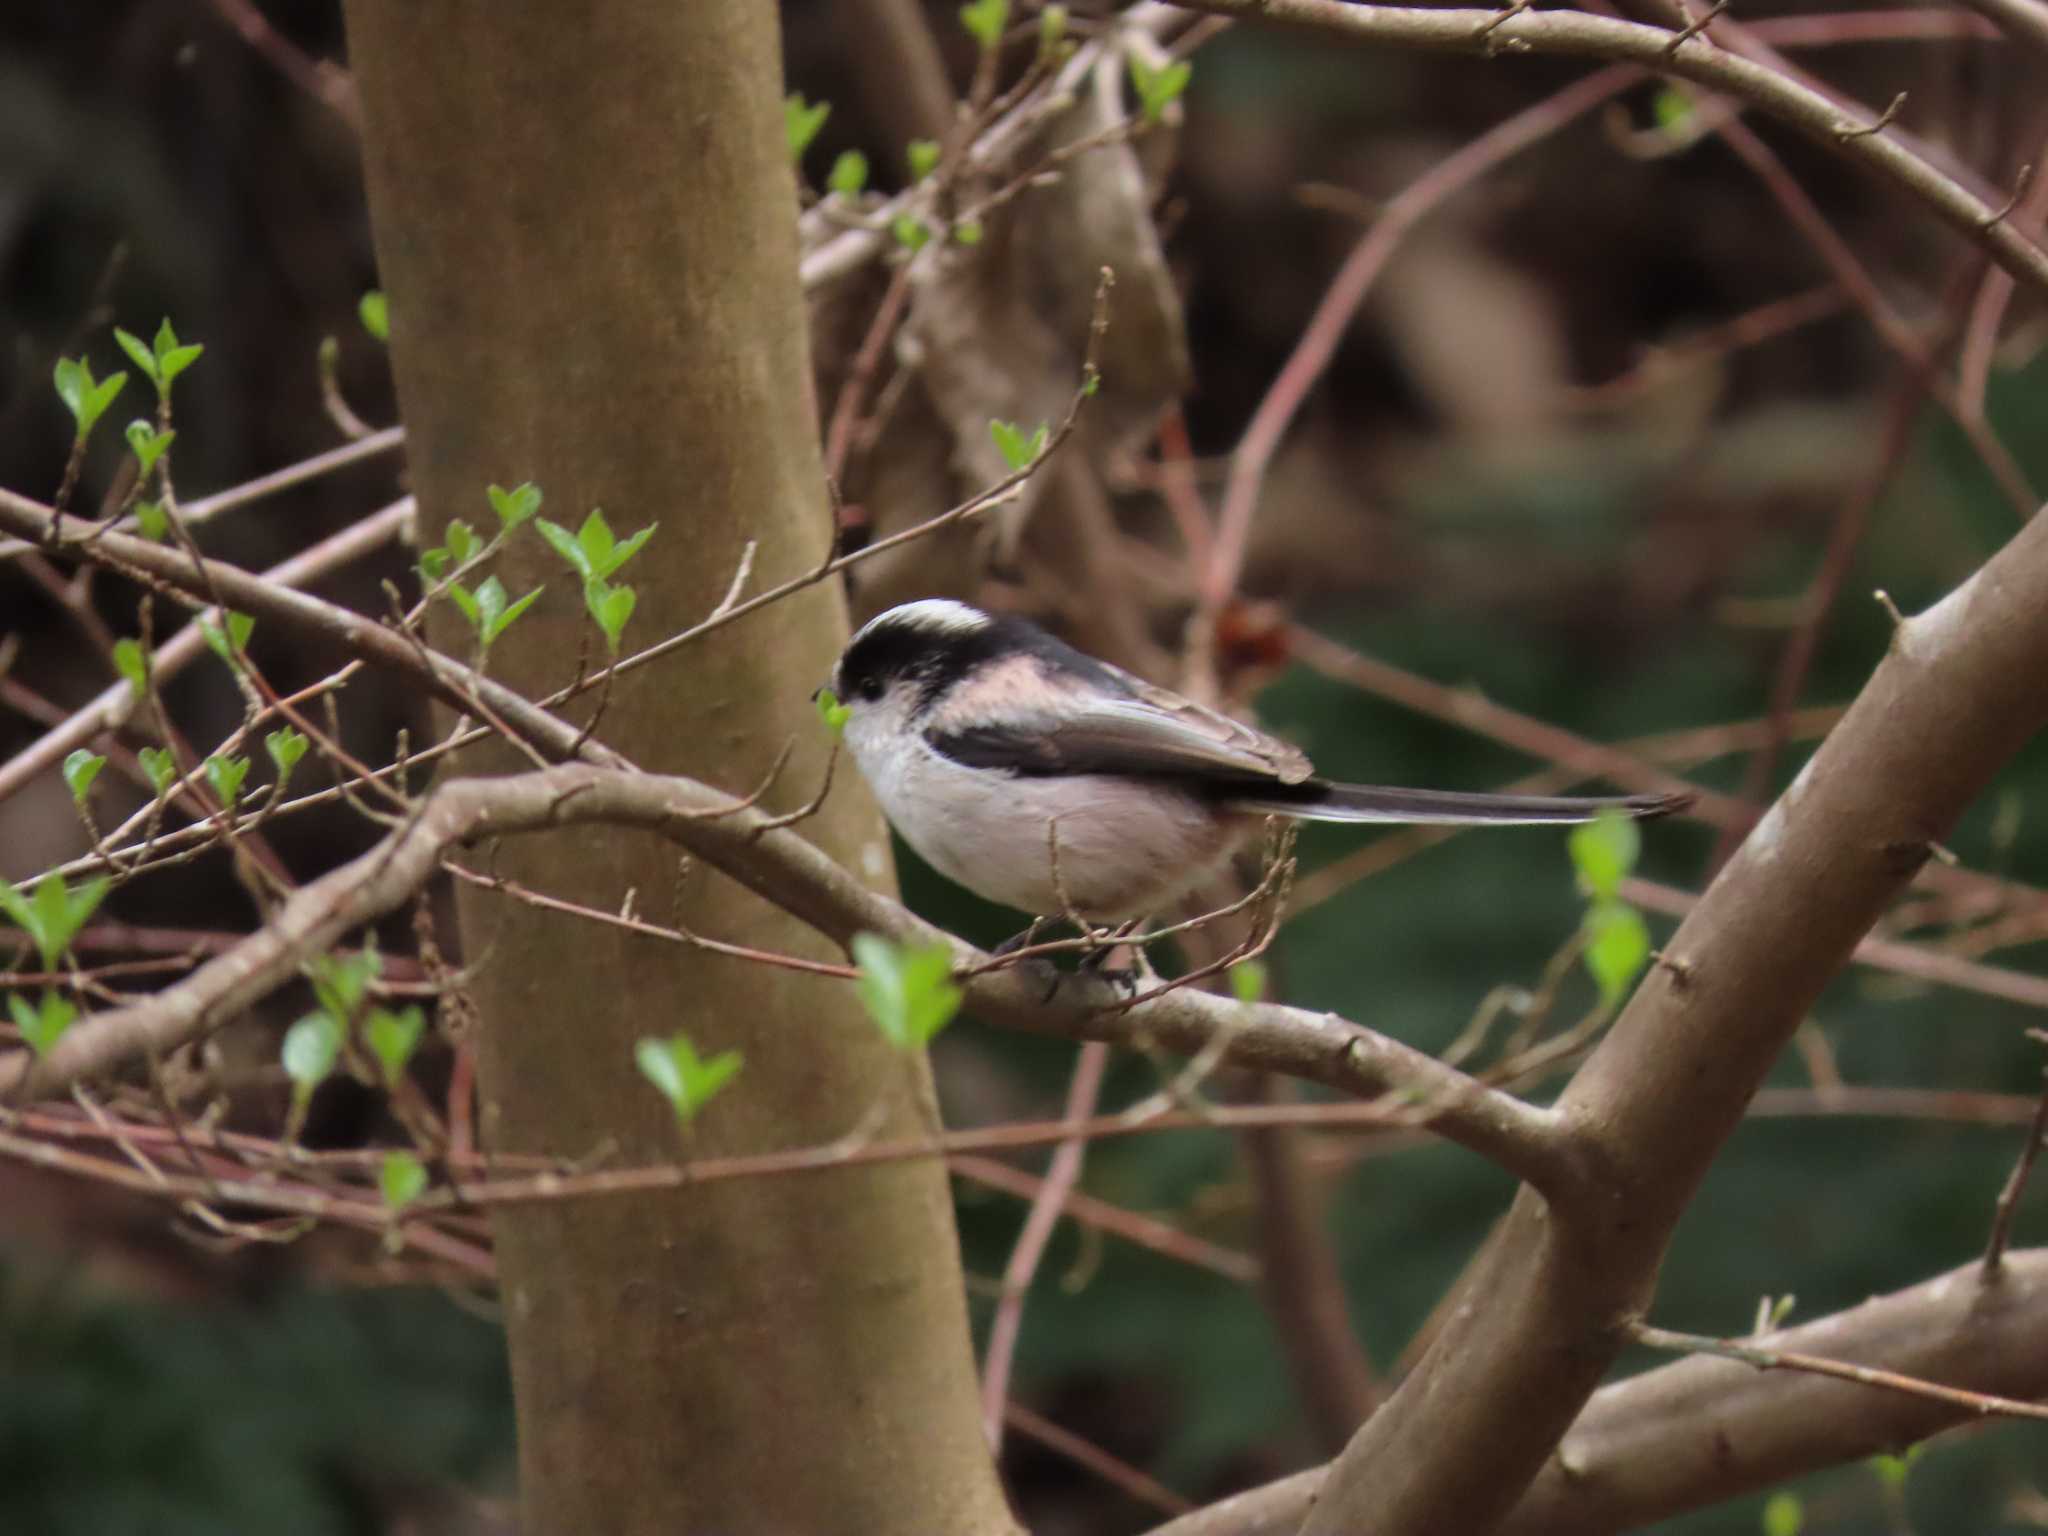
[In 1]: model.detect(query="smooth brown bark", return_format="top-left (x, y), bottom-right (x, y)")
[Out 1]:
top-left (340, 6), bottom-right (1015, 1532)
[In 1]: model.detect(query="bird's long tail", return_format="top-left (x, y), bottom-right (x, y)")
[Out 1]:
top-left (1227, 780), bottom-right (1692, 827)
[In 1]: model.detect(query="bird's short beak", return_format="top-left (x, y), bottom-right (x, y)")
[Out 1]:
top-left (809, 684), bottom-right (824, 703)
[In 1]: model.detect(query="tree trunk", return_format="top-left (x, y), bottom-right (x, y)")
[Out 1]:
top-left (341, 6), bottom-right (1016, 1532)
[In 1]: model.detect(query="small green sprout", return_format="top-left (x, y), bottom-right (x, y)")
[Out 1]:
top-left (124, 420), bottom-right (176, 479)
top-left (1582, 898), bottom-right (1651, 1009)
top-left (1569, 809), bottom-right (1640, 901)
top-left (852, 933), bottom-right (962, 1050)
top-left (265, 727), bottom-right (309, 782)
top-left (785, 93), bottom-right (831, 163)
top-left (358, 291), bottom-right (390, 343)
top-left (282, 1012), bottom-right (343, 1102)
top-left (471, 574), bottom-right (545, 649)
top-left (960, 0), bottom-right (1009, 51)
top-left (0, 872), bottom-right (111, 973)
top-left (204, 753), bottom-right (250, 812)
top-left (53, 356), bottom-right (126, 443)
top-left (816, 687), bottom-right (852, 733)
top-left (199, 610), bottom-right (256, 670)
top-left (62, 750), bottom-right (105, 805)
top-left (828, 149), bottom-right (869, 197)
top-left (635, 1033), bottom-right (744, 1124)
top-left (1129, 54), bottom-right (1192, 123)
top-left (380, 1150), bottom-right (428, 1211)
top-left (138, 747), bottom-right (177, 797)
top-left (366, 1004), bottom-right (426, 1088)
top-left (9, 990), bottom-right (78, 1056)
top-left (1229, 958), bottom-right (1267, 1004)
top-left (487, 481), bottom-right (542, 530)
top-left (114, 319), bottom-right (204, 400)
top-left (583, 578), bottom-right (637, 654)
top-left (890, 214), bottom-right (931, 252)
top-left (112, 638), bottom-right (148, 693)
top-left (989, 419), bottom-right (1048, 471)
top-left (906, 138), bottom-right (941, 181)
top-left (536, 508), bottom-right (655, 583)
top-left (1759, 1491), bottom-right (1803, 1536)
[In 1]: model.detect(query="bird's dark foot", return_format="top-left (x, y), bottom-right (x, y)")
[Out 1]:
top-left (1078, 920), bottom-right (1146, 996)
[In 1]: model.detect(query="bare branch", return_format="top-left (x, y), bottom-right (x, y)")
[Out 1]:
top-left (1146, 1250), bottom-right (2048, 1536)
top-left (0, 763), bottom-right (1575, 1196)
top-left (1167, 1), bottom-right (2048, 298)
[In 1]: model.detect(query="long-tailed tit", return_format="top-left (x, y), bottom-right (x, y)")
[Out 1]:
top-left (825, 600), bottom-right (1687, 923)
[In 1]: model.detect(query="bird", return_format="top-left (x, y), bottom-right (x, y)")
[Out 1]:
top-left (824, 599), bottom-right (1687, 924)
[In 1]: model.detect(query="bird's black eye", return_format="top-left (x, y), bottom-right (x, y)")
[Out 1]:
top-left (857, 678), bottom-right (885, 703)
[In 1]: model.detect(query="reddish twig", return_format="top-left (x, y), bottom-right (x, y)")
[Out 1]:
top-left (981, 1040), bottom-right (1111, 1450)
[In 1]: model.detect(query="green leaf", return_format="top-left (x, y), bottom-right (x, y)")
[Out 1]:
top-left (1039, 4), bottom-right (1068, 55)
top-left (444, 582), bottom-right (480, 630)
top-left (366, 1004), bottom-right (427, 1087)
top-left (1229, 958), bottom-right (1267, 1004)
top-left (265, 727), bottom-right (308, 779)
top-left (112, 638), bottom-right (148, 693)
top-left (380, 1150), bottom-right (428, 1210)
top-left (62, 750), bottom-right (105, 805)
top-left (204, 753), bottom-right (250, 811)
top-left (815, 687), bottom-right (852, 733)
top-left (53, 357), bottom-right (127, 442)
top-left (358, 290), bottom-right (389, 343)
top-left (443, 519), bottom-right (479, 566)
top-left (1569, 809), bottom-right (1640, 900)
top-left (133, 499), bottom-right (168, 542)
top-left (989, 419), bottom-right (1048, 471)
top-left (585, 578), bottom-right (637, 654)
top-left (124, 420), bottom-right (175, 479)
top-left (535, 516), bottom-right (588, 578)
top-left (282, 1011), bottom-right (343, 1096)
top-left (634, 1034), bottom-right (744, 1124)
top-left (828, 149), bottom-right (869, 197)
top-left (891, 213), bottom-right (931, 252)
top-left (952, 219), bottom-right (984, 246)
top-left (785, 93), bottom-right (831, 163)
top-left (199, 610), bottom-right (256, 668)
top-left (960, 0), bottom-right (1009, 50)
top-left (1760, 1491), bottom-right (1803, 1536)
top-left (114, 327), bottom-right (159, 382)
top-left (1128, 54), bottom-right (1193, 123)
top-left (579, 509), bottom-right (653, 579)
top-left (416, 546), bottom-right (451, 585)
top-left (308, 943), bottom-right (381, 1024)
top-left (1868, 1444), bottom-right (1925, 1492)
top-left (906, 138), bottom-right (941, 182)
top-left (487, 481), bottom-right (541, 530)
top-left (10, 990), bottom-right (78, 1056)
top-left (151, 318), bottom-right (203, 387)
top-left (852, 932), bottom-right (962, 1050)
top-left (1583, 898), bottom-right (1651, 1009)
top-left (1653, 86), bottom-right (1693, 132)
top-left (0, 873), bottom-right (111, 972)
top-left (475, 575), bottom-right (544, 647)
top-left (139, 746), bottom-right (177, 796)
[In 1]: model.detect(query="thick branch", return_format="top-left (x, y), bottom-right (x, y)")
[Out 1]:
top-left (1274, 449), bottom-right (2048, 1530)
top-left (0, 763), bottom-right (1574, 1194)
top-left (1169, 0), bottom-right (2048, 298)
top-left (1148, 1249), bottom-right (2048, 1536)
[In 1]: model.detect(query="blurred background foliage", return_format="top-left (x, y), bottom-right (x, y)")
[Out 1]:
top-left (1, 1), bottom-right (2045, 1532)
